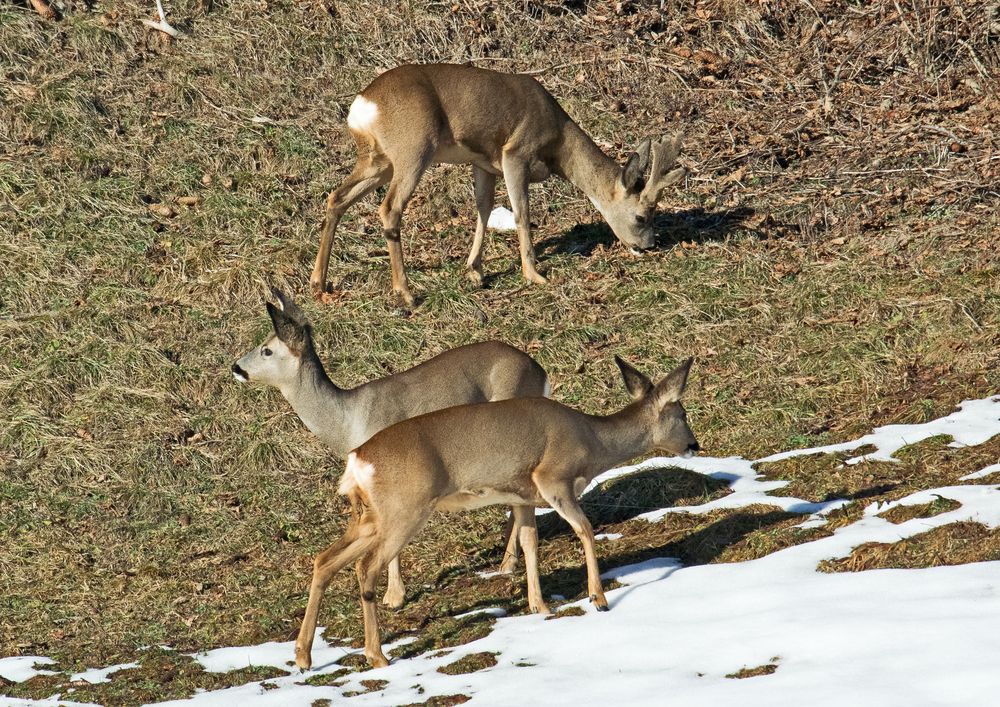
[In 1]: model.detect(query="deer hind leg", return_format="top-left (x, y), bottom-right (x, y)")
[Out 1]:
top-left (311, 156), bottom-right (390, 300)
top-left (513, 504), bottom-right (550, 615)
top-left (467, 165), bottom-right (496, 287)
top-left (382, 555), bottom-right (405, 609)
top-left (500, 154), bottom-right (546, 285)
top-left (295, 512), bottom-right (379, 671)
top-left (356, 550), bottom-right (391, 668)
top-left (535, 479), bottom-right (608, 611)
top-left (498, 509), bottom-right (521, 574)
top-left (379, 146), bottom-right (433, 308)
top-left (356, 509), bottom-right (432, 667)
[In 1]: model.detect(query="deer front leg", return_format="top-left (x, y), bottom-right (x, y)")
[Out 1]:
top-left (467, 166), bottom-right (496, 287)
top-left (501, 155), bottom-right (546, 285)
top-left (536, 481), bottom-right (608, 611)
top-left (382, 555), bottom-right (405, 609)
top-left (513, 505), bottom-right (550, 615)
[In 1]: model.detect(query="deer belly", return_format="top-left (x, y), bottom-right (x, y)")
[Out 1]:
top-left (433, 144), bottom-right (501, 174)
top-left (435, 488), bottom-right (528, 512)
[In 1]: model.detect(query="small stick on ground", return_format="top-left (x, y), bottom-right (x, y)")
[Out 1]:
top-left (141, 0), bottom-right (182, 38)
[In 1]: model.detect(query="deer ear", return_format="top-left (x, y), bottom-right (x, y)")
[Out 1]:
top-left (615, 355), bottom-right (653, 401)
top-left (266, 301), bottom-right (286, 332)
top-left (653, 357), bottom-right (693, 409)
top-left (621, 138), bottom-right (651, 194)
top-left (270, 287), bottom-right (288, 311)
top-left (266, 301), bottom-right (308, 353)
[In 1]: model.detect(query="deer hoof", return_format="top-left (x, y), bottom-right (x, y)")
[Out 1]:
top-left (466, 268), bottom-right (484, 287)
top-left (382, 590), bottom-right (405, 610)
top-left (294, 648), bottom-right (312, 672)
top-left (526, 272), bottom-right (547, 285)
top-left (395, 290), bottom-right (417, 309)
top-left (591, 594), bottom-right (609, 612)
top-left (367, 653), bottom-right (390, 669)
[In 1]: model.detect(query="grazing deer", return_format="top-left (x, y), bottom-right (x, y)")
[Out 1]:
top-left (311, 63), bottom-right (686, 306)
top-left (232, 288), bottom-right (547, 608)
top-left (294, 356), bottom-right (698, 669)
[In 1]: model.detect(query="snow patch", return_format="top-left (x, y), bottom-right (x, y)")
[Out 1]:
top-left (71, 661), bottom-right (139, 684)
top-left (0, 656), bottom-right (56, 683)
top-left (487, 207), bottom-right (517, 231)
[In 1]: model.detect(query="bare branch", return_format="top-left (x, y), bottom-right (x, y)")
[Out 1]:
top-left (141, 0), bottom-right (182, 38)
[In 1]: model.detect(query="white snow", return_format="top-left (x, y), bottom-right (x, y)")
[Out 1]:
top-left (0, 657), bottom-right (56, 683)
top-left (453, 607), bottom-right (508, 620)
top-left (486, 206), bottom-right (517, 231)
top-left (70, 661), bottom-right (139, 684)
top-left (6, 395), bottom-right (1000, 706)
top-left (961, 461), bottom-right (1000, 481)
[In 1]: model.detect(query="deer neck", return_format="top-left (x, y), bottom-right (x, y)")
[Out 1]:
top-left (589, 402), bottom-right (655, 472)
top-left (555, 122), bottom-right (622, 214)
top-left (278, 345), bottom-right (353, 455)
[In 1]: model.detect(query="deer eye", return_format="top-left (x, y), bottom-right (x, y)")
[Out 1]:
top-left (262, 347), bottom-right (273, 357)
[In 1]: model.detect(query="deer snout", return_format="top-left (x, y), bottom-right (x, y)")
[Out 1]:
top-left (627, 236), bottom-right (656, 256)
top-left (681, 441), bottom-right (700, 459)
top-left (232, 363), bottom-right (250, 382)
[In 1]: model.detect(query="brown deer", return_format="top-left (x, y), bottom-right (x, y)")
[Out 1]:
top-left (311, 63), bottom-right (686, 306)
top-left (293, 356), bottom-right (698, 669)
top-left (232, 289), bottom-right (547, 608)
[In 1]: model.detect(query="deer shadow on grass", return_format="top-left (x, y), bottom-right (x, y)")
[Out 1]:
top-left (535, 466), bottom-right (734, 541)
top-left (535, 206), bottom-right (757, 258)
top-left (539, 506), bottom-right (799, 607)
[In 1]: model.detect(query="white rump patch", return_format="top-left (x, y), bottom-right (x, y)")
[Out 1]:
top-left (346, 95), bottom-right (378, 132)
top-left (339, 452), bottom-right (375, 495)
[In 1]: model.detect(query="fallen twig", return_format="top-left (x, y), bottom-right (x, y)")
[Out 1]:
top-left (141, 0), bottom-right (181, 38)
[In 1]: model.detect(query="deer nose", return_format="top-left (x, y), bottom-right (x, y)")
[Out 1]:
top-left (688, 441), bottom-right (701, 453)
top-left (232, 363), bottom-right (249, 382)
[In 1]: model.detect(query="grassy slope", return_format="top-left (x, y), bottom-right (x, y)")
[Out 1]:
top-left (2, 0), bottom-right (999, 700)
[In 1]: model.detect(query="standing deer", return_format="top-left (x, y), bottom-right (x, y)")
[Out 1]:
top-left (232, 288), bottom-right (547, 608)
top-left (293, 356), bottom-right (698, 669)
top-left (311, 63), bottom-right (686, 306)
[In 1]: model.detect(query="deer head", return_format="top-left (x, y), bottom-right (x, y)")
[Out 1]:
top-left (615, 354), bottom-right (699, 457)
top-left (232, 288), bottom-right (315, 389)
top-left (600, 134), bottom-right (686, 253)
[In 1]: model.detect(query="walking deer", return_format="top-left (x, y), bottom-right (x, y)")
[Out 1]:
top-left (311, 63), bottom-right (686, 306)
top-left (293, 356), bottom-right (698, 669)
top-left (232, 288), bottom-right (547, 608)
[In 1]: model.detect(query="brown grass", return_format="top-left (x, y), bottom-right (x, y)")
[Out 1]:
top-left (726, 662), bottom-right (779, 679)
top-left (879, 495), bottom-right (961, 524)
top-left (819, 522), bottom-right (1000, 572)
top-left (436, 652), bottom-right (498, 675)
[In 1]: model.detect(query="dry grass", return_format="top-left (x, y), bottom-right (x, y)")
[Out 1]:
top-left (878, 494), bottom-right (961, 523)
top-left (2, 0), bottom-right (1000, 701)
top-left (436, 652), bottom-right (498, 676)
top-left (818, 521), bottom-right (1000, 573)
top-left (726, 661), bottom-right (779, 679)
